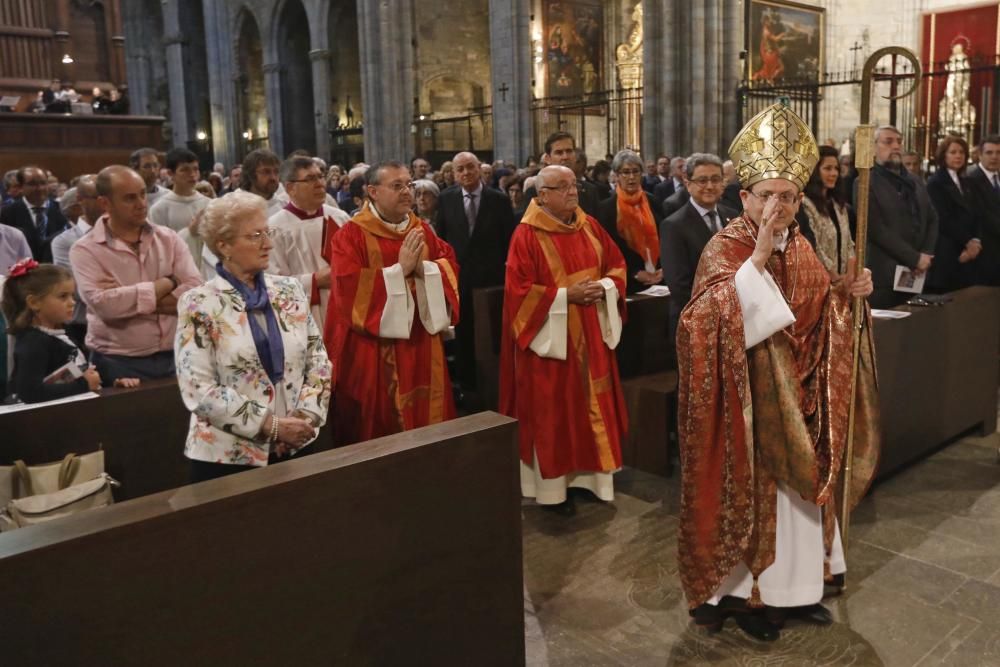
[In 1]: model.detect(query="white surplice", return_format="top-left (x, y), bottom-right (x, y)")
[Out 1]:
top-left (267, 203), bottom-right (349, 328)
top-left (708, 234), bottom-right (846, 608)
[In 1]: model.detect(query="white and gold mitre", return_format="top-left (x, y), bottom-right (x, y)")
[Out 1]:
top-left (728, 103), bottom-right (819, 191)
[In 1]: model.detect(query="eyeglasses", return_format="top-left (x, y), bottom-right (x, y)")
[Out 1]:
top-left (540, 183), bottom-right (579, 193)
top-left (617, 169), bottom-right (643, 177)
top-left (749, 190), bottom-right (799, 205)
top-left (240, 228), bottom-right (276, 246)
top-left (289, 174), bottom-right (324, 184)
top-left (688, 176), bottom-right (725, 187)
top-left (378, 181), bottom-right (414, 193)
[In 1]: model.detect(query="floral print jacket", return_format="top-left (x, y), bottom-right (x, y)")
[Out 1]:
top-left (175, 274), bottom-right (332, 466)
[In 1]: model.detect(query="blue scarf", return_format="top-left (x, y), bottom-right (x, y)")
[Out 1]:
top-left (216, 263), bottom-right (285, 386)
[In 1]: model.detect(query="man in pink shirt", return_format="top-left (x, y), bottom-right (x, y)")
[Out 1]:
top-left (70, 165), bottom-right (201, 383)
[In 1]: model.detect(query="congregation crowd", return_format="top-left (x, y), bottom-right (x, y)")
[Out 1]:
top-left (2, 102), bottom-right (998, 640)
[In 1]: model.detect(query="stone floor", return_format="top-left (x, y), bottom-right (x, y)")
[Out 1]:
top-left (522, 429), bottom-right (1000, 666)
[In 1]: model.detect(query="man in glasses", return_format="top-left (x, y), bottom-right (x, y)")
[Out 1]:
top-left (0, 164), bottom-right (70, 262)
top-left (267, 156), bottom-right (349, 329)
top-left (70, 165), bottom-right (200, 383)
top-left (500, 165), bottom-right (628, 517)
top-left (865, 125), bottom-right (938, 308)
top-left (676, 104), bottom-right (878, 642)
top-left (660, 153), bottom-right (738, 346)
top-left (521, 131), bottom-right (601, 217)
top-left (326, 161), bottom-right (460, 446)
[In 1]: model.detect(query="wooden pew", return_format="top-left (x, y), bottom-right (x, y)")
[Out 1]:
top-left (0, 412), bottom-right (526, 666)
top-left (873, 286), bottom-right (1000, 479)
top-left (0, 378), bottom-right (334, 500)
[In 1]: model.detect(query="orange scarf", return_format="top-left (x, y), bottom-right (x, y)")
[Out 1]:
top-left (615, 189), bottom-right (659, 266)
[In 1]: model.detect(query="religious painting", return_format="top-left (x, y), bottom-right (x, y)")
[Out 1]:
top-left (920, 4), bottom-right (1000, 148)
top-left (543, 0), bottom-right (603, 98)
top-left (747, 0), bottom-right (824, 85)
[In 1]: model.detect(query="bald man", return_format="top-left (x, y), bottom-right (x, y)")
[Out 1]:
top-left (500, 165), bottom-right (628, 514)
top-left (435, 150), bottom-right (515, 401)
top-left (70, 165), bottom-right (201, 382)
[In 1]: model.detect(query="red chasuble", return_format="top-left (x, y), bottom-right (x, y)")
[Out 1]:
top-left (499, 200), bottom-right (628, 478)
top-left (324, 204), bottom-right (460, 445)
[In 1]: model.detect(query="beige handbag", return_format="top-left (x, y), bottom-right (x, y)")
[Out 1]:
top-left (0, 452), bottom-right (118, 531)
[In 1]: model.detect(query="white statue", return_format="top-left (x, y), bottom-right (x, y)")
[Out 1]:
top-left (938, 40), bottom-right (976, 139)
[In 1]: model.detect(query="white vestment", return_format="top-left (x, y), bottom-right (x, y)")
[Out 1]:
top-left (267, 203), bottom-right (349, 329)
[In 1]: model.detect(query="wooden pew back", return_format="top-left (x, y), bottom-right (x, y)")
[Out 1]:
top-left (0, 413), bottom-right (525, 666)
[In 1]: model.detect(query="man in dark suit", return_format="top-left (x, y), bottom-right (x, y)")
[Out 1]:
top-left (522, 131), bottom-right (600, 217)
top-left (653, 156), bottom-right (687, 208)
top-left (966, 135), bottom-right (1000, 286)
top-left (0, 165), bottom-right (69, 262)
top-left (435, 151), bottom-right (516, 400)
top-left (862, 126), bottom-right (938, 308)
top-left (660, 153), bottom-right (737, 346)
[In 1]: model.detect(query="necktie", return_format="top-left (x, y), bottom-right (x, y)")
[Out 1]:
top-left (706, 210), bottom-right (719, 233)
top-left (465, 192), bottom-right (478, 234)
top-left (32, 207), bottom-right (46, 237)
top-left (993, 174), bottom-right (999, 193)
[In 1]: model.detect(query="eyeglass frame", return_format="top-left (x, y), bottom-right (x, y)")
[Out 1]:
top-left (539, 182), bottom-right (579, 194)
top-left (747, 189), bottom-right (801, 205)
top-left (238, 228), bottom-right (276, 246)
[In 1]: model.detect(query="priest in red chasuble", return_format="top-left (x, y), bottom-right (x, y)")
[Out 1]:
top-left (500, 165), bottom-right (628, 515)
top-left (325, 161), bottom-right (459, 445)
top-left (676, 104), bottom-right (880, 641)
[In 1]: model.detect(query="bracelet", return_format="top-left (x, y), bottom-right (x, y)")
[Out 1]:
top-left (269, 416), bottom-right (279, 444)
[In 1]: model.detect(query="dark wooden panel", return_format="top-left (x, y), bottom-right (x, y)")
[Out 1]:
top-left (617, 293), bottom-right (672, 378)
top-left (874, 286), bottom-right (1000, 479)
top-left (0, 413), bottom-right (525, 667)
top-left (0, 377), bottom-right (338, 501)
top-left (0, 113), bottom-right (165, 181)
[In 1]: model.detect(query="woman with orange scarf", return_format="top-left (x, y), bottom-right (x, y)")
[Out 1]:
top-left (597, 150), bottom-right (664, 294)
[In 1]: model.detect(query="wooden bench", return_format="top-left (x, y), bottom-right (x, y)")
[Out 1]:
top-left (0, 412), bottom-right (526, 666)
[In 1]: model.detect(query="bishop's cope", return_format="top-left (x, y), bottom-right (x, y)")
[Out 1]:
top-left (676, 104), bottom-right (881, 641)
top-left (323, 161), bottom-right (460, 445)
top-left (500, 164), bottom-right (629, 516)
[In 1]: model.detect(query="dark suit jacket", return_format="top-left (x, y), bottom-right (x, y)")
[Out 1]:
top-left (660, 200), bottom-right (737, 341)
top-left (926, 169), bottom-right (980, 291)
top-left (720, 182), bottom-right (744, 214)
top-left (641, 175), bottom-right (660, 193)
top-left (522, 178), bottom-right (602, 219)
top-left (0, 198), bottom-right (69, 262)
top-left (652, 179), bottom-right (678, 207)
top-left (436, 185), bottom-right (516, 293)
top-left (861, 165), bottom-right (938, 291)
top-left (966, 165), bottom-right (1000, 286)
top-left (596, 192), bottom-right (664, 294)
top-left (9, 328), bottom-right (89, 403)
top-left (661, 188), bottom-right (690, 218)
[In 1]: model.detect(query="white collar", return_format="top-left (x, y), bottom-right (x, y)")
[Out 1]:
top-left (981, 165), bottom-right (999, 181)
top-left (689, 199), bottom-right (716, 219)
top-left (462, 183), bottom-right (483, 198)
top-left (370, 204), bottom-right (410, 232)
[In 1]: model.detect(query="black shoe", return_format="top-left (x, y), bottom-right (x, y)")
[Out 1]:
top-left (732, 612), bottom-right (780, 642)
top-left (690, 603), bottom-right (724, 633)
top-left (540, 497), bottom-right (576, 517)
top-left (766, 603), bottom-right (833, 629)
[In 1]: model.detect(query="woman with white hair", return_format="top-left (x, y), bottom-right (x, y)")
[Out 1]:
top-left (412, 178), bottom-right (441, 230)
top-left (175, 190), bottom-right (333, 482)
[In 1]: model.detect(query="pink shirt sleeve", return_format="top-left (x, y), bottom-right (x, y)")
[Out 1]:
top-left (70, 242), bottom-right (159, 320)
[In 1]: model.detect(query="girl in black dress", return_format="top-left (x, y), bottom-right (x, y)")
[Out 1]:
top-left (1, 259), bottom-right (137, 403)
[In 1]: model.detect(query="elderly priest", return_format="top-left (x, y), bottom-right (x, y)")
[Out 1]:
top-left (500, 165), bottom-right (628, 516)
top-left (676, 104), bottom-right (880, 641)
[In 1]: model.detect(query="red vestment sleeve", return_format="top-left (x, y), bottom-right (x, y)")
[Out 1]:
top-left (424, 222), bottom-right (461, 326)
top-left (503, 227), bottom-right (559, 350)
top-left (331, 224), bottom-right (389, 338)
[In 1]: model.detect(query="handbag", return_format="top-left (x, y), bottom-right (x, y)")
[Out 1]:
top-left (0, 452), bottom-right (118, 531)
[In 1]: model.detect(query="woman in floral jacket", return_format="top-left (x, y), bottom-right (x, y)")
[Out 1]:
top-left (175, 191), bottom-right (332, 482)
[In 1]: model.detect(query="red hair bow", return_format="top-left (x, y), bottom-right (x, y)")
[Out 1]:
top-left (8, 257), bottom-right (38, 278)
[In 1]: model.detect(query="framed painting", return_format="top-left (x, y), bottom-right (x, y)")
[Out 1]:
top-left (747, 0), bottom-right (825, 85)
top-left (543, 0), bottom-right (603, 98)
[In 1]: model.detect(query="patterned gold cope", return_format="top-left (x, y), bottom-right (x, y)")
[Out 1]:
top-left (728, 102), bottom-right (820, 191)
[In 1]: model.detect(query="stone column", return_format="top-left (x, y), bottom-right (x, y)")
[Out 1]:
top-left (202, 2), bottom-right (238, 167)
top-left (262, 62), bottom-right (285, 156)
top-left (642, 0), bottom-right (680, 158)
top-left (309, 48), bottom-right (333, 161)
top-left (121, 3), bottom-right (150, 114)
top-left (160, 2), bottom-right (189, 145)
top-left (357, 0), bottom-right (415, 163)
top-left (489, 0), bottom-right (533, 165)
